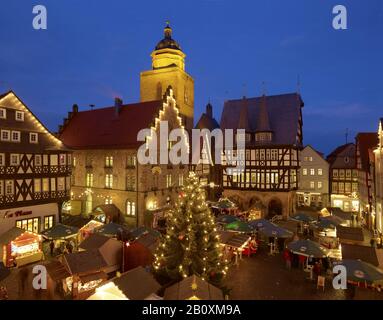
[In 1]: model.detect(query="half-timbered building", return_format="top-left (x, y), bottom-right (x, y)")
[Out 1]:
top-left (327, 143), bottom-right (359, 213)
top-left (0, 91), bottom-right (72, 235)
top-left (219, 93), bottom-right (304, 219)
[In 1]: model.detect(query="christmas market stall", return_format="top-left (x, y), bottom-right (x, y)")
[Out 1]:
top-left (0, 227), bottom-right (43, 267)
top-left (211, 198), bottom-right (238, 216)
top-left (79, 233), bottom-right (123, 273)
top-left (91, 204), bottom-right (125, 224)
top-left (78, 220), bottom-right (104, 241)
top-left (94, 222), bottom-right (130, 240)
top-left (87, 266), bottom-right (161, 300)
top-left (58, 250), bottom-right (109, 299)
top-left (164, 275), bottom-right (223, 300)
top-left (40, 223), bottom-right (79, 255)
top-left (249, 218), bottom-right (293, 254)
top-left (224, 220), bottom-right (254, 233)
top-left (218, 231), bottom-right (252, 264)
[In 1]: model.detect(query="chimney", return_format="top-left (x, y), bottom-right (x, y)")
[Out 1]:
top-left (115, 97), bottom-right (123, 117)
top-left (206, 103), bottom-right (213, 118)
top-left (72, 104), bottom-right (79, 113)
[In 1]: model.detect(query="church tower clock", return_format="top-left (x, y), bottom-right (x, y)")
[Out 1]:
top-left (140, 22), bottom-right (194, 130)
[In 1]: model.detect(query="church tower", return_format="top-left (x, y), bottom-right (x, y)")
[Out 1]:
top-left (140, 22), bottom-right (194, 130)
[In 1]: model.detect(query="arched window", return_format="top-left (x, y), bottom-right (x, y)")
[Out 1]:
top-left (126, 200), bottom-right (136, 216)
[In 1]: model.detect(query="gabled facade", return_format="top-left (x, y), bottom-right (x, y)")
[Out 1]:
top-left (219, 93), bottom-right (304, 219)
top-left (374, 119), bottom-right (383, 233)
top-left (327, 143), bottom-right (359, 213)
top-left (297, 145), bottom-right (329, 209)
top-left (193, 103), bottom-right (222, 200)
top-left (59, 87), bottom-right (189, 228)
top-left (0, 91), bottom-right (72, 235)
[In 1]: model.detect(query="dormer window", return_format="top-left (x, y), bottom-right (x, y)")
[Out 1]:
top-left (255, 132), bottom-right (272, 142)
top-left (15, 111), bottom-right (24, 122)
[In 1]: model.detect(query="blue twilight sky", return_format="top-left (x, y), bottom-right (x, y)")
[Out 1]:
top-left (0, 0), bottom-right (382, 155)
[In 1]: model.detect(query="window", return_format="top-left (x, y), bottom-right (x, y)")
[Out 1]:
top-left (127, 155), bottom-right (136, 167)
top-left (43, 154), bottom-right (48, 165)
top-left (105, 174), bottom-right (113, 188)
top-left (310, 168), bottom-right (315, 176)
top-left (309, 156), bottom-right (313, 162)
top-left (105, 197), bottom-right (113, 205)
top-left (15, 111), bottom-right (24, 121)
top-left (67, 154), bottom-right (72, 166)
top-left (302, 168), bottom-right (307, 176)
top-left (1, 130), bottom-right (10, 141)
top-left (11, 131), bottom-right (21, 142)
top-left (318, 181), bottom-right (323, 189)
top-left (16, 218), bottom-right (39, 233)
top-left (42, 178), bottom-right (49, 192)
top-left (10, 154), bottom-right (20, 166)
top-left (179, 174), bottom-right (184, 186)
top-left (59, 154), bottom-right (66, 166)
top-left (105, 156), bottom-right (113, 167)
top-left (345, 183), bottom-right (351, 193)
top-left (126, 201), bottom-right (136, 216)
top-left (29, 133), bottom-right (38, 144)
top-left (50, 178), bottom-right (56, 191)
top-left (50, 154), bottom-right (58, 166)
top-left (346, 170), bottom-right (351, 179)
top-left (310, 181), bottom-right (315, 189)
top-left (57, 177), bottom-right (65, 191)
top-left (270, 149), bottom-right (278, 161)
top-left (5, 180), bottom-right (14, 195)
top-left (0, 180), bottom-right (3, 195)
top-left (35, 155), bottom-right (42, 166)
top-left (333, 170), bottom-right (338, 178)
top-left (318, 168), bottom-right (323, 176)
top-left (304, 156), bottom-right (308, 161)
top-left (34, 179), bottom-right (41, 193)
top-left (86, 173), bottom-right (93, 187)
top-left (0, 108), bottom-right (6, 119)
top-left (166, 174), bottom-right (172, 188)
top-left (44, 216), bottom-right (54, 230)
top-left (0, 153), bottom-right (4, 166)
top-left (73, 157), bottom-right (76, 167)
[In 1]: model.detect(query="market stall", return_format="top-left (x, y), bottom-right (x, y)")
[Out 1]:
top-left (211, 198), bottom-right (238, 216)
top-left (78, 220), bottom-right (104, 242)
top-left (218, 230), bottom-right (252, 264)
top-left (0, 227), bottom-right (43, 267)
top-left (41, 223), bottom-right (79, 255)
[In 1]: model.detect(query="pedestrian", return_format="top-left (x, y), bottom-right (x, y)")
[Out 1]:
top-left (298, 254), bottom-right (306, 269)
top-left (49, 240), bottom-right (55, 256)
top-left (283, 249), bottom-right (292, 270)
top-left (18, 267), bottom-right (29, 296)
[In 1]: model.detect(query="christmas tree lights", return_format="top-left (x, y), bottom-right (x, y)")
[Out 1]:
top-left (153, 172), bottom-right (227, 285)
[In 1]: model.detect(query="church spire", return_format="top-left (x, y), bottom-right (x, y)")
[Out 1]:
top-left (238, 96), bottom-right (250, 131)
top-left (256, 94), bottom-right (272, 132)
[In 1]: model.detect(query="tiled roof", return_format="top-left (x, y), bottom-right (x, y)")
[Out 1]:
top-left (326, 143), bottom-right (356, 168)
top-left (59, 100), bottom-right (162, 149)
top-left (220, 93), bottom-right (303, 145)
top-left (63, 249), bottom-right (108, 274)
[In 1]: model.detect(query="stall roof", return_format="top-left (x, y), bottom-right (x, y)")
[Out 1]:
top-left (341, 244), bottom-right (382, 267)
top-left (164, 275), bottom-right (223, 300)
top-left (218, 231), bottom-right (251, 249)
top-left (0, 227), bottom-right (25, 244)
top-left (45, 260), bottom-right (71, 281)
top-left (94, 222), bottom-right (130, 238)
top-left (337, 226), bottom-right (364, 242)
top-left (40, 223), bottom-right (79, 240)
top-left (134, 233), bottom-right (160, 254)
top-left (110, 266), bottom-right (161, 300)
top-left (79, 234), bottom-right (110, 251)
top-left (61, 216), bottom-right (92, 229)
top-left (63, 250), bottom-right (108, 275)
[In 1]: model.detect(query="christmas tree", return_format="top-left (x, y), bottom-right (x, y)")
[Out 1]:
top-left (153, 172), bottom-right (227, 284)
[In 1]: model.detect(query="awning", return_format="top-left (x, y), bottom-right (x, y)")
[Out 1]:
top-left (79, 271), bottom-right (107, 283)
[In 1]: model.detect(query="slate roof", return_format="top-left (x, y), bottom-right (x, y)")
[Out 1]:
top-left (220, 93), bottom-right (303, 145)
top-left (79, 234), bottom-right (111, 251)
